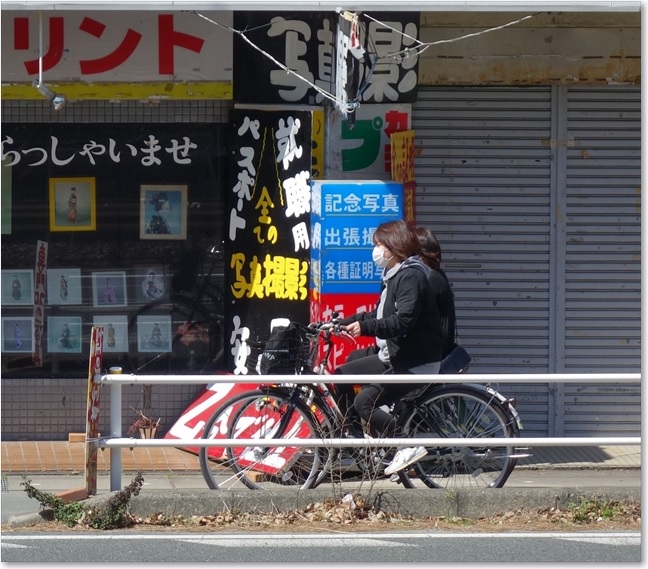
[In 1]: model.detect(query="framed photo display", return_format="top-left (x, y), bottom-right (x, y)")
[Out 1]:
top-left (47, 268), bottom-right (83, 305)
top-left (134, 267), bottom-right (167, 302)
top-left (91, 271), bottom-right (128, 308)
top-left (47, 316), bottom-right (82, 354)
top-left (92, 315), bottom-right (128, 353)
top-left (139, 185), bottom-right (187, 240)
top-left (136, 315), bottom-right (172, 352)
top-left (1, 269), bottom-right (34, 306)
top-left (49, 177), bottom-right (97, 232)
top-left (1, 317), bottom-right (34, 353)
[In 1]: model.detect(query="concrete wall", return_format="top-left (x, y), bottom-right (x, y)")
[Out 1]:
top-left (418, 12), bottom-right (640, 85)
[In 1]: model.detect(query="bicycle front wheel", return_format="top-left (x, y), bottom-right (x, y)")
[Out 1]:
top-left (127, 295), bottom-right (216, 374)
top-left (397, 385), bottom-right (519, 489)
top-left (199, 388), bottom-right (333, 490)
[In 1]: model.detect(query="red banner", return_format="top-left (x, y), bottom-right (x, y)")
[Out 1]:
top-left (85, 325), bottom-right (104, 495)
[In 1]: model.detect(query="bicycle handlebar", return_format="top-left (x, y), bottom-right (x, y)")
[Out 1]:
top-left (308, 319), bottom-right (356, 345)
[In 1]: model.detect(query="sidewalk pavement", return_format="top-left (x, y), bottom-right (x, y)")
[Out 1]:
top-left (1, 441), bottom-right (641, 528)
top-left (1, 441), bottom-right (641, 474)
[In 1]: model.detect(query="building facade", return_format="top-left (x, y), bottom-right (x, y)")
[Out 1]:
top-left (1, 5), bottom-right (640, 440)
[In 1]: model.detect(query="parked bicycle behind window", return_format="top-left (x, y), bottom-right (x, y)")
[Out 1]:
top-left (333, 219), bottom-right (445, 477)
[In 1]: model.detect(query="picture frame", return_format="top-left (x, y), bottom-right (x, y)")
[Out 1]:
top-left (139, 184), bottom-right (187, 240)
top-left (134, 267), bottom-right (167, 302)
top-left (49, 177), bottom-right (97, 232)
top-left (47, 268), bottom-right (83, 305)
top-left (1, 269), bottom-right (34, 306)
top-left (136, 315), bottom-right (172, 353)
top-left (92, 315), bottom-right (128, 353)
top-left (47, 316), bottom-right (82, 354)
top-left (1, 316), bottom-right (34, 353)
top-left (91, 271), bottom-right (128, 308)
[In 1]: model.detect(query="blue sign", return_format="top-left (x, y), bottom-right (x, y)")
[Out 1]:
top-left (311, 180), bottom-right (403, 294)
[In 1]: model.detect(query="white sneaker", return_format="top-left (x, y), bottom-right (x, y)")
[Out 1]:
top-left (384, 446), bottom-right (427, 476)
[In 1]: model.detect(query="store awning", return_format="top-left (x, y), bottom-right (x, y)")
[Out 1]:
top-left (0, 0), bottom-right (641, 11)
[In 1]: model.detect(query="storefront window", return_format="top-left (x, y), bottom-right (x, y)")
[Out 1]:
top-left (1, 123), bottom-right (228, 378)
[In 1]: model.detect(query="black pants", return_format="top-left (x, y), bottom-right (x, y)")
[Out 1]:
top-left (334, 353), bottom-right (419, 438)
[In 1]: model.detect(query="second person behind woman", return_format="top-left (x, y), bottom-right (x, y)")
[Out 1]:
top-left (414, 226), bottom-right (457, 360)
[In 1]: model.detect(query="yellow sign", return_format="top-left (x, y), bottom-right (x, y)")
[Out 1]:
top-left (391, 130), bottom-right (415, 184)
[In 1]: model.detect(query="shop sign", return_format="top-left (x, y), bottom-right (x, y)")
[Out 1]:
top-left (326, 104), bottom-right (411, 180)
top-left (310, 180), bottom-right (403, 294)
top-left (227, 108), bottom-right (313, 374)
top-left (2, 130), bottom-right (202, 169)
top-left (1, 11), bottom-right (232, 83)
top-left (233, 12), bottom-right (419, 106)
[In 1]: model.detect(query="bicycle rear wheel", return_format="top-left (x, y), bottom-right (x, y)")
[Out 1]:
top-left (397, 385), bottom-right (519, 489)
top-left (199, 388), bottom-right (333, 490)
top-left (127, 294), bottom-right (219, 374)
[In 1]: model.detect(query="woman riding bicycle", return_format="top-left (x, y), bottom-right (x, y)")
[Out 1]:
top-left (334, 219), bottom-right (445, 476)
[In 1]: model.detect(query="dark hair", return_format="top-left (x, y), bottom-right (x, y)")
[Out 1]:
top-left (373, 219), bottom-right (420, 261)
top-left (415, 226), bottom-right (442, 269)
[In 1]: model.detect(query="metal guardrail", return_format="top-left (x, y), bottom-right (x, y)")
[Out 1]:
top-left (93, 371), bottom-right (641, 491)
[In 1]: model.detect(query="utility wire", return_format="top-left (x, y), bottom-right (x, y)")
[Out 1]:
top-left (192, 10), bottom-right (539, 111)
top-left (364, 12), bottom-right (541, 61)
top-left (192, 11), bottom-right (344, 108)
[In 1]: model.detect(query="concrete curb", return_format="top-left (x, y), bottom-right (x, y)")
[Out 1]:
top-left (7, 509), bottom-right (55, 528)
top-left (127, 487), bottom-right (642, 520)
top-left (7, 487), bottom-right (641, 528)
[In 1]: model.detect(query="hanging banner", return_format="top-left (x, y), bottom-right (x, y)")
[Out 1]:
top-left (227, 108), bottom-right (313, 374)
top-left (85, 325), bottom-right (103, 496)
top-left (391, 129), bottom-right (416, 223)
top-left (32, 240), bottom-right (47, 366)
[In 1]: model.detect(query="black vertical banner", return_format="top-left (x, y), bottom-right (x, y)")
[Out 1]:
top-left (227, 109), bottom-right (313, 374)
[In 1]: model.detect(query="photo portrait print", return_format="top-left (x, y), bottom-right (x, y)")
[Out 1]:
top-left (47, 316), bottom-right (82, 354)
top-left (47, 268), bottom-right (83, 305)
top-left (49, 177), bottom-right (97, 232)
top-left (1, 269), bottom-right (34, 306)
top-left (1, 317), bottom-right (34, 353)
top-left (93, 315), bottom-right (128, 353)
top-left (139, 185), bottom-right (187, 240)
top-left (91, 271), bottom-right (128, 308)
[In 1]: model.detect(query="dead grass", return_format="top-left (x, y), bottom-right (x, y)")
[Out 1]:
top-left (3, 495), bottom-right (640, 534)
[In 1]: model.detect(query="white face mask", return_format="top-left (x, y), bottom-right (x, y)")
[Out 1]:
top-left (372, 245), bottom-right (391, 269)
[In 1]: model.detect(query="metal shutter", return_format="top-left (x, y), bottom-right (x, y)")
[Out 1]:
top-left (561, 87), bottom-right (641, 436)
top-left (412, 85), bottom-right (640, 437)
top-left (412, 87), bottom-right (553, 436)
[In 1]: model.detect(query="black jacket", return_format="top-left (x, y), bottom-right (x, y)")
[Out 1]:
top-left (339, 257), bottom-right (445, 372)
top-left (426, 267), bottom-right (456, 358)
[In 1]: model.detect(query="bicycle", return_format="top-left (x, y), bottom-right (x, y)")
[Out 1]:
top-left (198, 318), bottom-right (528, 491)
top-left (127, 242), bottom-right (226, 375)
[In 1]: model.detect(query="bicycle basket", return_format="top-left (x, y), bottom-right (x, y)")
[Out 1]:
top-left (249, 323), bottom-right (312, 375)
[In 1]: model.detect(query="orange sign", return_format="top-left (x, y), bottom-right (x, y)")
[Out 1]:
top-left (390, 130), bottom-right (415, 184)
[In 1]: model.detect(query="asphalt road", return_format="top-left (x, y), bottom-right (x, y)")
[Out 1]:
top-left (1, 531), bottom-right (641, 563)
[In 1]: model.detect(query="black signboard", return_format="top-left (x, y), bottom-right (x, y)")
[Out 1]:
top-left (226, 108), bottom-right (312, 374)
top-left (233, 12), bottom-right (419, 107)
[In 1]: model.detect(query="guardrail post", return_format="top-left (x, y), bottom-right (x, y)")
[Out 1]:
top-left (108, 366), bottom-right (123, 491)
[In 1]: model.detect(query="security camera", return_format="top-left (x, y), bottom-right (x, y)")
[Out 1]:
top-left (52, 94), bottom-right (67, 112)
